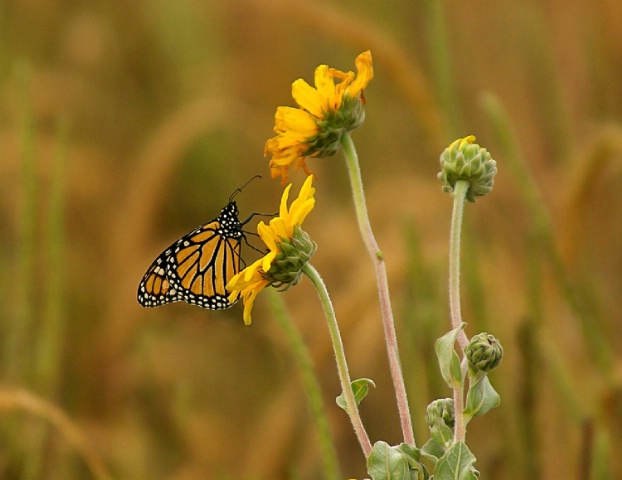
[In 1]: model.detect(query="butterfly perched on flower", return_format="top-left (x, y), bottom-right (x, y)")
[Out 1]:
top-left (137, 180), bottom-right (261, 310)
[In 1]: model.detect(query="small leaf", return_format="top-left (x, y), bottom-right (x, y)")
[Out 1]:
top-left (367, 441), bottom-right (427, 480)
top-left (464, 375), bottom-right (500, 422)
top-left (421, 438), bottom-right (445, 464)
top-left (336, 378), bottom-right (376, 411)
top-left (435, 324), bottom-right (466, 389)
top-left (429, 419), bottom-right (454, 449)
top-left (396, 444), bottom-right (423, 470)
top-left (367, 441), bottom-right (410, 480)
top-left (434, 442), bottom-right (479, 480)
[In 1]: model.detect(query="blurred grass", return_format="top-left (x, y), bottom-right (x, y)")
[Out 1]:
top-left (0, 0), bottom-right (621, 479)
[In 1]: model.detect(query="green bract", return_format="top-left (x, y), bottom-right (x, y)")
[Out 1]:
top-left (265, 225), bottom-right (317, 290)
top-left (304, 94), bottom-right (366, 158)
top-left (438, 136), bottom-right (497, 202)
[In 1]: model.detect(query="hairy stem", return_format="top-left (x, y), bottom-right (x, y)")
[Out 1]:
top-left (449, 180), bottom-right (470, 442)
top-left (303, 263), bottom-right (372, 457)
top-left (340, 132), bottom-right (415, 447)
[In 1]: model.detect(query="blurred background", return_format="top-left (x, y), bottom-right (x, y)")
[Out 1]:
top-left (1, 0), bottom-right (621, 479)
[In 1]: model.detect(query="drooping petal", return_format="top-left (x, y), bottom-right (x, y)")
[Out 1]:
top-left (329, 68), bottom-right (355, 103)
top-left (274, 107), bottom-right (317, 138)
top-left (346, 50), bottom-right (374, 98)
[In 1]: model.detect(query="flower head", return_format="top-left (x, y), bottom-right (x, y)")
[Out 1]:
top-left (438, 135), bottom-right (497, 202)
top-left (265, 51), bottom-right (374, 184)
top-left (227, 175), bottom-right (317, 325)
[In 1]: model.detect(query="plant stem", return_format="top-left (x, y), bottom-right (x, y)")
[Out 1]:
top-left (448, 181), bottom-right (470, 350)
top-left (267, 289), bottom-right (341, 480)
top-left (302, 262), bottom-right (372, 457)
top-left (448, 180), bottom-right (470, 443)
top-left (340, 132), bottom-right (415, 447)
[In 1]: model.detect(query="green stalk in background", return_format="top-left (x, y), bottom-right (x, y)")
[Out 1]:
top-left (25, 118), bottom-right (69, 480)
top-left (36, 116), bottom-right (69, 396)
top-left (480, 93), bottom-right (613, 374)
top-left (267, 289), bottom-right (341, 480)
top-left (422, 0), bottom-right (461, 138)
top-left (9, 62), bottom-right (38, 382)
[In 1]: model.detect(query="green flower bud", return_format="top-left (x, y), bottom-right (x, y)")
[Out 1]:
top-left (426, 398), bottom-right (455, 448)
top-left (304, 94), bottom-right (366, 158)
top-left (438, 135), bottom-right (497, 202)
top-left (426, 398), bottom-right (455, 429)
top-left (465, 333), bottom-right (503, 373)
top-left (265, 225), bottom-right (317, 290)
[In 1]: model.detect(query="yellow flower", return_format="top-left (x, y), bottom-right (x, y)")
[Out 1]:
top-left (227, 175), bottom-right (317, 325)
top-left (265, 51), bottom-right (374, 184)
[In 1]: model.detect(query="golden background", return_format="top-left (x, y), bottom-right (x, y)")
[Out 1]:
top-left (1, 0), bottom-right (621, 479)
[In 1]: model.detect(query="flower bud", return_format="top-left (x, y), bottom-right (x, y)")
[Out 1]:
top-left (437, 135), bottom-right (497, 202)
top-left (426, 398), bottom-right (455, 429)
top-left (465, 333), bottom-right (503, 373)
top-left (426, 398), bottom-right (455, 448)
top-left (264, 225), bottom-right (317, 290)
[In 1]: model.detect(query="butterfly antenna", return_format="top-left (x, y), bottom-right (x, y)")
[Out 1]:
top-left (229, 174), bottom-right (262, 203)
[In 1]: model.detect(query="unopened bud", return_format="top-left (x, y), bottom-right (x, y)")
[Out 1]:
top-left (465, 333), bottom-right (503, 373)
top-left (438, 135), bottom-right (497, 202)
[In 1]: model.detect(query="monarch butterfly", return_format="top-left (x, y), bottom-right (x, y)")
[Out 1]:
top-left (137, 179), bottom-right (261, 310)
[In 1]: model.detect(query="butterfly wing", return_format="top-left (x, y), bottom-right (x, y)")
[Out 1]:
top-left (137, 247), bottom-right (180, 307)
top-left (137, 203), bottom-right (243, 310)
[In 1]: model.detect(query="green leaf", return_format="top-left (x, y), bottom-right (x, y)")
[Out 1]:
top-left (434, 442), bottom-right (479, 480)
top-left (464, 375), bottom-right (500, 422)
top-left (396, 443), bottom-right (428, 478)
top-left (435, 324), bottom-right (465, 389)
top-left (336, 378), bottom-right (376, 411)
top-left (367, 441), bottom-right (428, 480)
top-left (420, 438), bottom-right (445, 464)
top-left (429, 419), bottom-right (454, 449)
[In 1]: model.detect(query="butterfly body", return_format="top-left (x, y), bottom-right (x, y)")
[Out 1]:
top-left (137, 201), bottom-right (244, 310)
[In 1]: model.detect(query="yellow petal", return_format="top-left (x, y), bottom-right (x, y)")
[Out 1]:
top-left (274, 107), bottom-right (317, 138)
top-left (269, 217), bottom-right (290, 240)
top-left (242, 288), bottom-right (258, 325)
top-left (279, 183), bottom-right (293, 218)
top-left (261, 251), bottom-right (276, 273)
top-left (346, 50), bottom-right (374, 98)
top-left (314, 64), bottom-right (340, 110)
top-left (290, 198), bottom-right (315, 227)
top-left (292, 78), bottom-right (324, 117)
top-left (257, 221), bottom-right (276, 249)
top-left (330, 68), bottom-right (355, 101)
